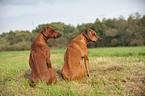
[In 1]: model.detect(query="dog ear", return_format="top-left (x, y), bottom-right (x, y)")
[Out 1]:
top-left (83, 29), bottom-right (90, 40)
top-left (41, 27), bottom-right (49, 37)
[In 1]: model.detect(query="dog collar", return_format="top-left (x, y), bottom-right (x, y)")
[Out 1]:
top-left (83, 34), bottom-right (86, 39)
top-left (41, 32), bottom-right (49, 39)
top-left (83, 33), bottom-right (88, 40)
top-left (82, 33), bottom-right (91, 42)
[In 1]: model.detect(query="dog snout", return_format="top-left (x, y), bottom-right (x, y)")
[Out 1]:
top-left (56, 33), bottom-right (62, 38)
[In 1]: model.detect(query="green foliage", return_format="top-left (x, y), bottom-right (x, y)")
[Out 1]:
top-left (0, 30), bottom-right (31, 51)
top-left (0, 13), bottom-right (145, 51)
top-left (0, 47), bottom-right (145, 95)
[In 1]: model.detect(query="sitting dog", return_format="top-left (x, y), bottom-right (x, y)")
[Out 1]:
top-left (61, 29), bottom-right (101, 81)
top-left (29, 26), bottom-right (62, 86)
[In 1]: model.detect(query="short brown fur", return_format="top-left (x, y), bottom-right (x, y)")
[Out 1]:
top-left (61, 29), bottom-right (100, 81)
top-left (29, 26), bottom-right (62, 86)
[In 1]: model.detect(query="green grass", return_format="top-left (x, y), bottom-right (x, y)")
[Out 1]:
top-left (0, 46), bottom-right (145, 96)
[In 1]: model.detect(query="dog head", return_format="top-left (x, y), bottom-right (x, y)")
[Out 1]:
top-left (83, 29), bottom-right (101, 43)
top-left (41, 26), bottom-right (62, 39)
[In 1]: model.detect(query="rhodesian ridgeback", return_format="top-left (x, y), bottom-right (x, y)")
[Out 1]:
top-left (29, 26), bottom-right (62, 86)
top-left (61, 29), bottom-right (101, 81)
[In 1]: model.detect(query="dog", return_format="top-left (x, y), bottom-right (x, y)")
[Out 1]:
top-left (29, 26), bottom-right (62, 86)
top-left (61, 29), bottom-right (101, 81)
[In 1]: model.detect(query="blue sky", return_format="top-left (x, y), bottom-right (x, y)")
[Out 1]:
top-left (0, 0), bottom-right (145, 34)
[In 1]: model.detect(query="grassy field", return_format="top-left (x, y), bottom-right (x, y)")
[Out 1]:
top-left (0, 46), bottom-right (145, 96)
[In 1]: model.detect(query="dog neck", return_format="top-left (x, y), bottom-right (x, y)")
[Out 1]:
top-left (78, 34), bottom-right (89, 45)
top-left (81, 34), bottom-right (90, 44)
top-left (34, 32), bottom-right (49, 44)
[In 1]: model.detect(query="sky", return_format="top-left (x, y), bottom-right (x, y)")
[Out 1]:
top-left (0, 0), bottom-right (145, 34)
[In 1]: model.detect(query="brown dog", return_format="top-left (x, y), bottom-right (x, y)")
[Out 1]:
top-left (61, 29), bottom-right (101, 81)
top-left (29, 26), bottom-right (62, 86)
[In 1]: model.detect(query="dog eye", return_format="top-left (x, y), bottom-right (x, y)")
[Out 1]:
top-left (52, 30), bottom-right (55, 32)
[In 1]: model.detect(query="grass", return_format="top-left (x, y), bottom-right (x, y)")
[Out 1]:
top-left (0, 46), bottom-right (145, 96)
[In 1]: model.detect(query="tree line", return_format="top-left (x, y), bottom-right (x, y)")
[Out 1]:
top-left (0, 12), bottom-right (145, 51)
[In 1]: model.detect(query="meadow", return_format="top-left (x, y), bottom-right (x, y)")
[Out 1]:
top-left (0, 46), bottom-right (145, 96)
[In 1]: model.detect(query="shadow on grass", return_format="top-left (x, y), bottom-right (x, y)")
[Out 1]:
top-left (24, 69), bottom-right (31, 81)
top-left (24, 68), bottom-right (63, 82)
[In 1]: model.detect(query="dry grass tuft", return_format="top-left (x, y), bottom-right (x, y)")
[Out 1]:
top-left (103, 65), bottom-right (123, 71)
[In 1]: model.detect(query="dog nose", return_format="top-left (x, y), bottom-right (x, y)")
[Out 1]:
top-left (99, 37), bottom-right (102, 40)
top-left (59, 33), bottom-right (62, 36)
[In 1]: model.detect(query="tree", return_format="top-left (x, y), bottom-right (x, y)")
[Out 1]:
top-left (0, 13), bottom-right (144, 51)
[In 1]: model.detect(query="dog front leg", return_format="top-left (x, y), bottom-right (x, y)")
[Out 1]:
top-left (84, 56), bottom-right (91, 78)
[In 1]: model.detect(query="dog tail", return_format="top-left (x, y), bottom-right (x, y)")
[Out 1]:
top-left (31, 51), bottom-right (40, 74)
top-left (31, 51), bottom-right (47, 74)
top-left (65, 48), bottom-right (71, 68)
top-left (64, 48), bottom-right (73, 80)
